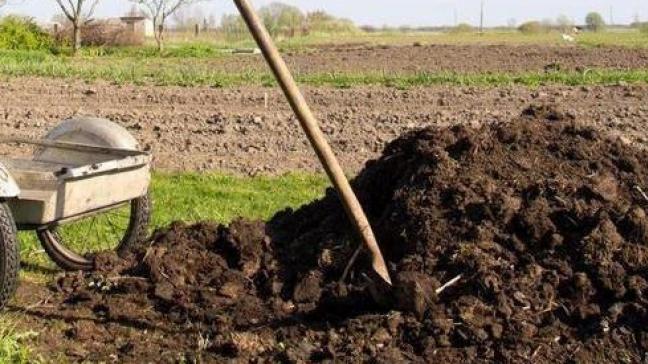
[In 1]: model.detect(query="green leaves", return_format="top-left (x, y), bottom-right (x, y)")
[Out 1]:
top-left (0, 16), bottom-right (53, 52)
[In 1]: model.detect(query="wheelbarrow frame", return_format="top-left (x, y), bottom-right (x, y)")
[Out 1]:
top-left (0, 125), bottom-right (152, 308)
top-left (0, 137), bottom-right (151, 230)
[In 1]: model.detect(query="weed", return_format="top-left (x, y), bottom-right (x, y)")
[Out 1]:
top-left (0, 321), bottom-right (38, 363)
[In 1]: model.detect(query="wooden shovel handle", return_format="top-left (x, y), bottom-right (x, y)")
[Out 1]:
top-left (233, 0), bottom-right (392, 285)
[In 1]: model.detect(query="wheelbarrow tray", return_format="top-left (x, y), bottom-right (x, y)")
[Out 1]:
top-left (0, 138), bottom-right (150, 228)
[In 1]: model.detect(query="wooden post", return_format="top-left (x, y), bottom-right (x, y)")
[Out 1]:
top-left (480, 0), bottom-right (485, 34)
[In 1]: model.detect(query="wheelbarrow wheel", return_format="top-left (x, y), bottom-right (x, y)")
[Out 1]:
top-left (37, 194), bottom-right (150, 271)
top-left (0, 202), bottom-right (19, 309)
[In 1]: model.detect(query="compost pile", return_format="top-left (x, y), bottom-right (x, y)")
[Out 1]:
top-left (44, 106), bottom-right (648, 363)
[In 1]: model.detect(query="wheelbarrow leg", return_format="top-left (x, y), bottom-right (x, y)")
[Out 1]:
top-left (233, 0), bottom-right (392, 285)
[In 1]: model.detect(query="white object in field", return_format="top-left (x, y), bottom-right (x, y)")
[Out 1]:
top-left (1, 118), bottom-right (150, 226)
top-left (232, 48), bottom-right (262, 54)
top-left (562, 34), bottom-right (575, 42)
top-left (0, 162), bottom-right (19, 198)
top-left (144, 19), bottom-right (155, 37)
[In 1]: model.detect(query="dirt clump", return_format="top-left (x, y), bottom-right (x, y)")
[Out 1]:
top-left (25, 105), bottom-right (648, 362)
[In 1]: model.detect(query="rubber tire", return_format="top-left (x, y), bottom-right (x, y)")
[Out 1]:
top-left (37, 193), bottom-right (151, 271)
top-left (34, 117), bottom-right (139, 165)
top-left (35, 117), bottom-right (150, 271)
top-left (0, 202), bottom-right (19, 310)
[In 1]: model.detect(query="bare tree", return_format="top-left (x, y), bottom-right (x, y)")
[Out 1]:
top-left (127, 4), bottom-right (142, 17)
top-left (130, 0), bottom-right (204, 51)
top-left (54, 0), bottom-right (100, 55)
top-left (172, 5), bottom-right (204, 31)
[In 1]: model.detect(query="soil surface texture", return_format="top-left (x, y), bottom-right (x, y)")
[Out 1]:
top-left (1, 78), bottom-right (648, 174)
top-left (12, 105), bottom-right (648, 363)
top-left (93, 43), bottom-right (648, 75)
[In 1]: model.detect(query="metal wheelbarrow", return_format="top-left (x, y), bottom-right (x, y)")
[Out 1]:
top-left (0, 117), bottom-right (151, 307)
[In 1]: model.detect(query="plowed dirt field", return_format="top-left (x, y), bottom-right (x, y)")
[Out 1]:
top-left (0, 78), bottom-right (647, 175)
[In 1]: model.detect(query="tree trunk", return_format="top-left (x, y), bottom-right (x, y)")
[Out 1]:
top-left (72, 21), bottom-right (81, 55)
top-left (156, 24), bottom-right (165, 52)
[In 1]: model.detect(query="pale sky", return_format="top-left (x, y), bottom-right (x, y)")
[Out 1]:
top-left (2, 0), bottom-right (648, 27)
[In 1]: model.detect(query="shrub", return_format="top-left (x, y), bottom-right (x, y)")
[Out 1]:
top-left (0, 16), bottom-right (52, 51)
top-left (306, 11), bottom-right (359, 34)
top-left (518, 21), bottom-right (547, 34)
top-left (83, 21), bottom-right (143, 47)
top-left (449, 23), bottom-right (475, 33)
top-left (259, 2), bottom-right (305, 37)
top-left (220, 6), bottom-right (359, 39)
top-left (54, 20), bottom-right (143, 47)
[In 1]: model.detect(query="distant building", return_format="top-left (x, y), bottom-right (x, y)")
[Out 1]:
top-left (119, 16), bottom-right (154, 38)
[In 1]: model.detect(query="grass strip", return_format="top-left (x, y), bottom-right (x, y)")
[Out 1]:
top-left (0, 319), bottom-right (37, 364)
top-left (1, 50), bottom-right (648, 88)
top-left (5, 60), bottom-right (648, 88)
top-left (19, 172), bottom-right (329, 280)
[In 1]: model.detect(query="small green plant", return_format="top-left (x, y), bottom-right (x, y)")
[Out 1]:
top-left (0, 322), bottom-right (37, 363)
top-left (0, 16), bottom-right (52, 51)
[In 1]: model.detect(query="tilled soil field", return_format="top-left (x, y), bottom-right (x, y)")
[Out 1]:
top-left (88, 43), bottom-right (648, 74)
top-left (289, 43), bottom-right (648, 73)
top-left (1, 78), bottom-right (648, 174)
top-left (11, 106), bottom-right (648, 362)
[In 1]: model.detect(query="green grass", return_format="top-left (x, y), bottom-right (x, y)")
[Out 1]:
top-left (0, 28), bottom-right (645, 88)
top-left (44, 29), bottom-right (647, 61)
top-left (73, 42), bottom-right (232, 59)
top-left (409, 30), bottom-right (648, 48)
top-left (19, 172), bottom-right (329, 280)
top-left (1, 49), bottom-right (647, 88)
top-left (299, 69), bottom-right (648, 88)
top-left (164, 29), bottom-right (648, 49)
top-left (150, 172), bottom-right (328, 223)
top-left (0, 318), bottom-right (38, 364)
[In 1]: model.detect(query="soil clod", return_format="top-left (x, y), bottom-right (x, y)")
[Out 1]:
top-left (22, 105), bottom-right (648, 362)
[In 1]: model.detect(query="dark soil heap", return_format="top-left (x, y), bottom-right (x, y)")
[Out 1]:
top-left (43, 106), bottom-right (648, 363)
